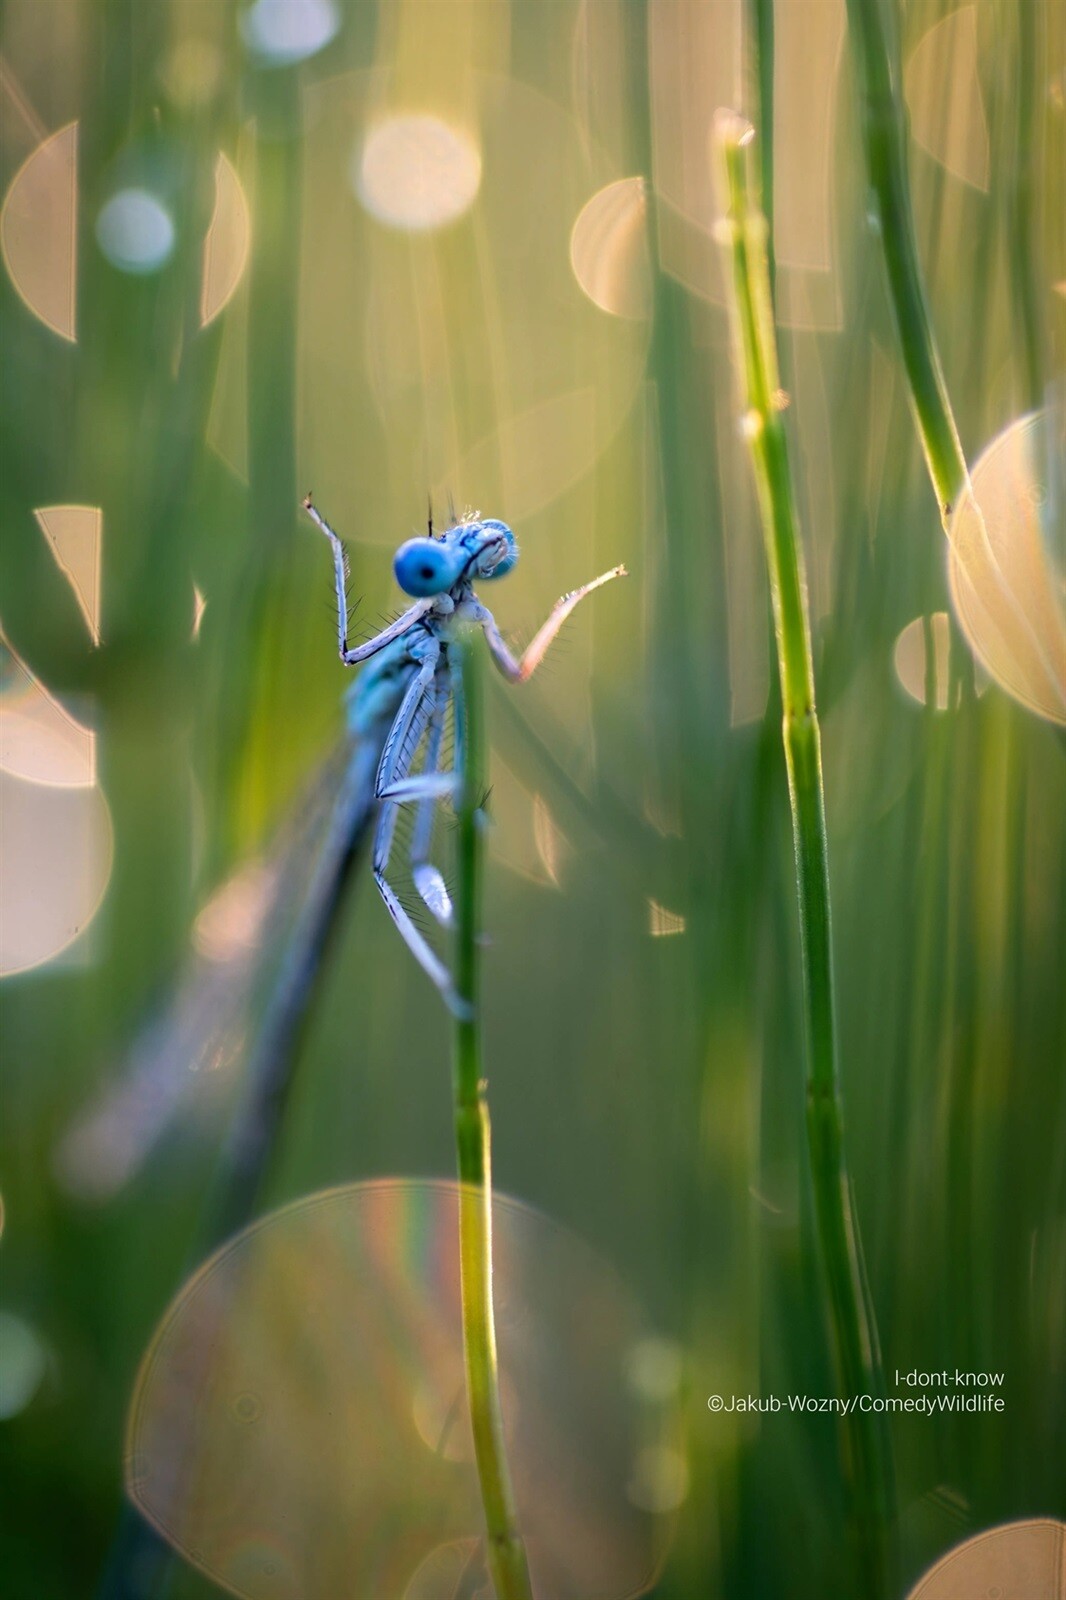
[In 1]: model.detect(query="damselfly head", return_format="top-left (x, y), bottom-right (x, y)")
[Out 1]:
top-left (393, 537), bottom-right (467, 596)
top-left (394, 517), bottom-right (518, 596)
top-left (471, 518), bottom-right (518, 580)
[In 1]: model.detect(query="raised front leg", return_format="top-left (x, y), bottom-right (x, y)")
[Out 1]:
top-left (303, 495), bottom-right (433, 665)
top-left (476, 564), bottom-right (627, 683)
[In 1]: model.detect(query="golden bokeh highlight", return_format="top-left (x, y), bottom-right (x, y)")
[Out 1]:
top-left (201, 152), bottom-right (251, 327)
top-left (126, 1179), bottom-right (679, 1599)
top-left (893, 613), bottom-right (954, 711)
top-left (354, 114), bottom-right (482, 233)
top-left (904, 6), bottom-right (990, 192)
top-left (0, 641), bottom-right (95, 788)
top-left (570, 177), bottom-right (651, 321)
top-left (905, 1518), bottom-right (1066, 1599)
top-left (0, 772), bottom-right (113, 977)
top-left (33, 505), bottom-right (102, 645)
top-left (0, 509), bottom-right (112, 973)
top-left (1, 124), bottom-right (248, 337)
top-left (948, 411), bottom-right (1066, 725)
top-left (0, 120), bottom-right (77, 341)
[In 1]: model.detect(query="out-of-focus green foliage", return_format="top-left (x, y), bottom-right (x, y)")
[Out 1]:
top-left (0, 3), bottom-right (1062, 1597)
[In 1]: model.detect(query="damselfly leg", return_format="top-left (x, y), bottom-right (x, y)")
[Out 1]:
top-left (473, 564), bottom-right (627, 682)
top-left (409, 673), bottom-right (456, 927)
top-left (371, 651), bottom-right (466, 1013)
top-left (302, 494), bottom-right (433, 665)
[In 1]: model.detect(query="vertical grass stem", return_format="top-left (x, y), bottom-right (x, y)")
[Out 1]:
top-left (715, 113), bottom-right (895, 1597)
top-left (846, 0), bottom-right (1064, 702)
top-left (845, 0), bottom-right (968, 519)
top-left (452, 631), bottom-right (535, 1600)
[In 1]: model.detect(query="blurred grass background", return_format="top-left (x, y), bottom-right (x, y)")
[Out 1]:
top-left (0, 2), bottom-right (1063, 1597)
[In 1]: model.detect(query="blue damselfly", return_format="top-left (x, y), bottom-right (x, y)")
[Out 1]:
top-left (57, 504), bottom-right (624, 1216)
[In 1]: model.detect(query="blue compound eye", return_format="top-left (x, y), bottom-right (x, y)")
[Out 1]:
top-left (393, 538), bottom-right (464, 597)
top-left (474, 519), bottom-right (518, 580)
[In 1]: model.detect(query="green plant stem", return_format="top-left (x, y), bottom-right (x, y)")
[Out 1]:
top-left (749, 0), bottom-right (776, 305)
top-left (715, 114), bottom-right (895, 1597)
top-left (848, 6), bottom-right (1063, 700)
top-left (452, 632), bottom-right (534, 1600)
top-left (845, 0), bottom-right (968, 520)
